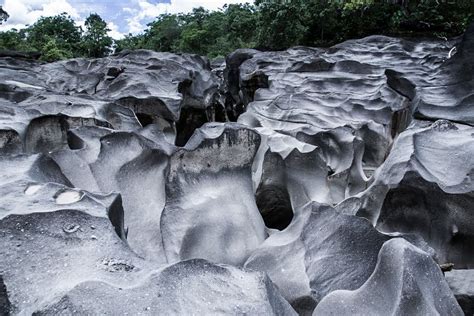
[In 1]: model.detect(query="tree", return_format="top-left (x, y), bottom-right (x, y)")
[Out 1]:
top-left (114, 33), bottom-right (145, 53)
top-left (392, 0), bottom-right (473, 36)
top-left (81, 13), bottom-right (113, 58)
top-left (177, 8), bottom-right (217, 55)
top-left (0, 29), bottom-right (32, 51)
top-left (1, 1), bottom-right (472, 59)
top-left (27, 13), bottom-right (82, 56)
top-left (0, 6), bottom-right (9, 25)
top-left (144, 14), bottom-right (182, 52)
top-left (223, 4), bottom-right (258, 47)
top-left (255, 0), bottom-right (308, 50)
top-left (40, 37), bottom-right (72, 62)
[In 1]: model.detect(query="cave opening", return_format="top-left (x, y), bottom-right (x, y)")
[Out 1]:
top-left (377, 180), bottom-right (474, 268)
top-left (66, 130), bottom-right (84, 150)
top-left (256, 184), bottom-right (294, 230)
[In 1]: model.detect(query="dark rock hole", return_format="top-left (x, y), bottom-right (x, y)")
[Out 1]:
top-left (256, 184), bottom-right (294, 231)
top-left (175, 107), bottom-right (209, 147)
top-left (136, 112), bottom-right (154, 127)
top-left (0, 276), bottom-right (11, 315)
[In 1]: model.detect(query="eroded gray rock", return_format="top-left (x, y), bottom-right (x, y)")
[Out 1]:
top-left (1, 23), bottom-right (473, 315)
top-left (356, 120), bottom-right (474, 268)
top-left (161, 123), bottom-right (266, 266)
top-left (313, 238), bottom-right (463, 316)
top-left (0, 209), bottom-right (148, 315)
top-left (245, 204), bottom-right (391, 309)
top-left (446, 269), bottom-right (474, 315)
top-left (35, 259), bottom-right (297, 315)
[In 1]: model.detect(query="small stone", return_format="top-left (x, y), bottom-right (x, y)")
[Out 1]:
top-left (63, 224), bottom-right (80, 234)
top-left (440, 263), bottom-right (455, 273)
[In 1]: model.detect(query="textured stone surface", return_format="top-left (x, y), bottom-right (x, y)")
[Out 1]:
top-left (244, 203), bottom-right (390, 309)
top-left (355, 120), bottom-right (474, 268)
top-left (446, 269), bottom-right (474, 315)
top-left (313, 238), bottom-right (463, 315)
top-left (1, 23), bottom-right (473, 315)
top-left (35, 259), bottom-right (296, 316)
top-left (161, 123), bottom-right (266, 265)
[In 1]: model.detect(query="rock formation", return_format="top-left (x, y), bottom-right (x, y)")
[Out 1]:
top-left (0, 23), bottom-right (473, 315)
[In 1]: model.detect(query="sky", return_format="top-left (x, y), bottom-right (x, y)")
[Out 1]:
top-left (0, 0), bottom-right (247, 39)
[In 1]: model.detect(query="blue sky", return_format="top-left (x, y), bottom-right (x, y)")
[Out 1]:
top-left (0, 0), bottom-right (247, 38)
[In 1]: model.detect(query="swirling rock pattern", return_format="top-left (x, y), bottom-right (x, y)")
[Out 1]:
top-left (0, 24), bottom-right (473, 315)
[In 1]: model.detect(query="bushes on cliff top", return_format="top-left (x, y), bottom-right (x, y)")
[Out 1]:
top-left (0, 0), bottom-right (472, 61)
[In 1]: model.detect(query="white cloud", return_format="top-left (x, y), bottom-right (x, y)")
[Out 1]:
top-left (108, 21), bottom-right (124, 40)
top-left (0, 0), bottom-right (79, 31)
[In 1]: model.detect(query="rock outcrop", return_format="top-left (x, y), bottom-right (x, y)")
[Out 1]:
top-left (446, 269), bottom-right (474, 315)
top-left (35, 259), bottom-right (296, 315)
top-left (1, 23), bottom-right (473, 315)
top-left (313, 238), bottom-right (463, 315)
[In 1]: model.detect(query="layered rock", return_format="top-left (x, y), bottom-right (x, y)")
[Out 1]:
top-left (414, 23), bottom-right (474, 124)
top-left (230, 37), bottom-right (453, 229)
top-left (0, 50), bottom-right (223, 152)
top-left (244, 203), bottom-right (436, 313)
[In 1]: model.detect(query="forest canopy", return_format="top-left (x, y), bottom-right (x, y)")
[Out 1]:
top-left (0, 0), bottom-right (472, 61)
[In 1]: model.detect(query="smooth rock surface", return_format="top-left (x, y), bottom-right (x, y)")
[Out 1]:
top-left (35, 259), bottom-right (296, 316)
top-left (446, 269), bottom-right (474, 315)
top-left (1, 23), bottom-right (473, 315)
top-left (313, 238), bottom-right (463, 315)
top-left (356, 120), bottom-right (474, 268)
top-left (161, 123), bottom-right (266, 265)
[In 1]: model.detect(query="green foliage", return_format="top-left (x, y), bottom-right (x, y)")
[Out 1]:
top-left (0, 12), bottom-right (113, 61)
top-left (122, 4), bottom-right (259, 58)
top-left (40, 37), bottom-right (73, 62)
top-left (144, 14), bottom-right (183, 52)
top-left (134, 0), bottom-right (469, 54)
top-left (177, 8), bottom-right (223, 55)
top-left (256, 0), bottom-right (307, 50)
top-left (0, 1), bottom-right (472, 61)
top-left (337, 1), bottom-right (399, 41)
top-left (81, 13), bottom-right (113, 58)
top-left (114, 33), bottom-right (145, 53)
top-left (254, 0), bottom-right (472, 48)
top-left (27, 13), bottom-right (82, 55)
top-left (394, 0), bottom-right (474, 37)
top-left (0, 29), bottom-right (32, 51)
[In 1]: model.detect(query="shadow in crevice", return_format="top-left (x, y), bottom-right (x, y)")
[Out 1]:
top-left (175, 107), bottom-right (209, 147)
top-left (136, 112), bottom-right (155, 127)
top-left (0, 276), bottom-right (11, 316)
top-left (256, 184), bottom-right (294, 231)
